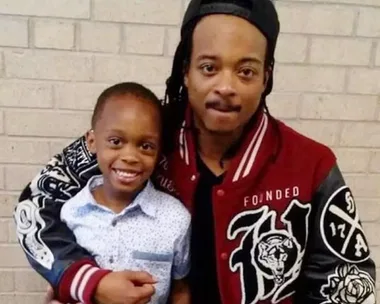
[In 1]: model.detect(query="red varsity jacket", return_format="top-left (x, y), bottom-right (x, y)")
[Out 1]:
top-left (14, 108), bottom-right (376, 304)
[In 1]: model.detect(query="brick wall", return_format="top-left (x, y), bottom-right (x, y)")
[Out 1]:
top-left (0, 0), bottom-right (379, 303)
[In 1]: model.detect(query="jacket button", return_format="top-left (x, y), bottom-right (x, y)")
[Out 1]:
top-left (221, 252), bottom-right (228, 260)
top-left (217, 189), bottom-right (225, 197)
top-left (190, 175), bottom-right (196, 181)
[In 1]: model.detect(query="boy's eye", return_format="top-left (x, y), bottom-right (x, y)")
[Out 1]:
top-left (108, 138), bottom-right (121, 146)
top-left (141, 142), bottom-right (155, 151)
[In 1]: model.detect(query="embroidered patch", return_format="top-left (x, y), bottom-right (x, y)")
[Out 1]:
top-left (320, 186), bottom-right (369, 263)
top-left (227, 199), bottom-right (311, 304)
top-left (14, 199), bottom-right (54, 270)
top-left (321, 264), bottom-right (375, 304)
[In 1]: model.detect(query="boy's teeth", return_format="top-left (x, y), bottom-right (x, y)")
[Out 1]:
top-left (115, 170), bottom-right (138, 177)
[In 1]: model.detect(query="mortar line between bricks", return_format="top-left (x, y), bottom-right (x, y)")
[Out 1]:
top-left (277, 0), bottom-right (380, 9)
top-left (119, 23), bottom-right (125, 54)
top-left (369, 40), bottom-right (377, 68)
top-left (351, 5), bottom-right (360, 36)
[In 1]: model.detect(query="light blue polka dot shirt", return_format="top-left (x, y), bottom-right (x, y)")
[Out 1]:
top-left (61, 175), bottom-right (191, 304)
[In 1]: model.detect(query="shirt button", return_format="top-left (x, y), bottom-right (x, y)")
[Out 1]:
top-left (111, 219), bottom-right (117, 227)
top-left (216, 189), bottom-right (225, 197)
top-left (109, 257), bottom-right (114, 264)
top-left (190, 175), bottom-right (196, 181)
top-left (221, 252), bottom-right (228, 260)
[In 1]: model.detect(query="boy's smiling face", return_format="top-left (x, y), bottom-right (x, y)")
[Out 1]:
top-left (87, 94), bottom-right (161, 203)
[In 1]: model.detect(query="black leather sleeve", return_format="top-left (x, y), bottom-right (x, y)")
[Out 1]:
top-left (13, 136), bottom-right (101, 287)
top-left (294, 165), bottom-right (376, 304)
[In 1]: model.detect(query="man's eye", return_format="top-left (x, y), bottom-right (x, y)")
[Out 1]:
top-left (239, 68), bottom-right (256, 78)
top-left (200, 64), bottom-right (215, 74)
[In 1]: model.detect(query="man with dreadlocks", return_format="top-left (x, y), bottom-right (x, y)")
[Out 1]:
top-left (14, 0), bottom-right (376, 304)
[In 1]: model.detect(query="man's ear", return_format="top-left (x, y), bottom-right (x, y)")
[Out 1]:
top-left (85, 129), bottom-right (97, 154)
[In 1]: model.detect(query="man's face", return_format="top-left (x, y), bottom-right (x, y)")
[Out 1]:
top-left (184, 14), bottom-right (268, 135)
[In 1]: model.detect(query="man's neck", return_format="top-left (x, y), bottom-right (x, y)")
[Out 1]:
top-left (196, 125), bottom-right (244, 176)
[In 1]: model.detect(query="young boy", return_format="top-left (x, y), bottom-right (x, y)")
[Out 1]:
top-left (60, 82), bottom-right (191, 304)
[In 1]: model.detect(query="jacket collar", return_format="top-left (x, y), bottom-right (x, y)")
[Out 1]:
top-left (177, 106), bottom-right (272, 184)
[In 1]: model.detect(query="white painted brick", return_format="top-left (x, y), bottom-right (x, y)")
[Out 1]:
top-left (8, 219), bottom-right (17, 243)
top-left (0, 17), bottom-right (28, 48)
top-left (375, 43), bottom-right (380, 66)
top-left (34, 19), bottom-right (74, 50)
top-left (166, 27), bottom-right (180, 56)
top-left (0, 138), bottom-right (50, 164)
top-left (0, 111), bottom-right (4, 134)
top-left (275, 34), bottom-right (308, 63)
top-left (49, 139), bottom-right (75, 158)
top-left (274, 66), bottom-right (345, 93)
top-left (0, 80), bottom-right (52, 108)
top-left (285, 120), bottom-right (339, 146)
top-left (333, 148), bottom-right (371, 173)
top-left (0, 166), bottom-right (4, 190)
top-left (5, 50), bottom-right (92, 81)
top-left (363, 222), bottom-right (380, 246)
top-left (277, 3), bottom-right (355, 35)
top-left (5, 165), bottom-right (42, 191)
top-left (0, 270), bottom-right (14, 292)
top-left (5, 110), bottom-right (91, 138)
top-left (5, 165), bottom-right (43, 191)
top-left (357, 8), bottom-right (380, 38)
top-left (266, 93), bottom-right (300, 119)
top-left (369, 152), bottom-right (380, 173)
top-left (300, 94), bottom-right (377, 120)
top-left (124, 25), bottom-right (165, 55)
top-left (14, 294), bottom-right (46, 304)
top-left (345, 174), bottom-right (380, 198)
top-left (14, 270), bottom-right (47, 292)
top-left (0, 245), bottom-right (29, 267)
top-left (0, 0), bottom-right (90, 18)
top-left (80, 22), bottom-right (120, 53)
top-left (0, 295), bottom-right (14, 304)
top-left (340, 122), bottom-right (380, 148)
top-left (347, 68), bottom-right (380, 95)
top-left (93, 0), bottom-right (181, 25)
top-left (148, 85), bottom-right (166, 100)
top-left (315, 0), bottom-right (380, 4)
top-left (310, 37), bottom-right (372, 66)
top-left (94, 55), bottom-right (172, 85)
top-left (356, 199), bottom-right (380, 222)
top-left (54, 83), bottom-right (107, 110)
top-left (0, 220), bottom-right (8, 242)
top-left (0, 194), bottom-right (17, 217)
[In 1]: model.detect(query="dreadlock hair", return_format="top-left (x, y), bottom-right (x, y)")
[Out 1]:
top-left (163, 17), bottom-right (282, 162)
top-left (91, 82), bottom-right (162, 130)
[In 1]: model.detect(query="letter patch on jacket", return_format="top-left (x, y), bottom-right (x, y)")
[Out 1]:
top-left (227, 200), bottom-right (311, 304)
top-left (320, 186), bottom-right (369, 263)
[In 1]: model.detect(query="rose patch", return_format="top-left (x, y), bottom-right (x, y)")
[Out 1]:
top-left (321, 264), bottom-right (375, 304)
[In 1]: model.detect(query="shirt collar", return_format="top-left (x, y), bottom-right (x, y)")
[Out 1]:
top-left (83, 175), bottom-right (157, 218)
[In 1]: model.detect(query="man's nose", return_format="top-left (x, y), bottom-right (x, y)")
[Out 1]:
top-left (214, 71), bottom-right (237, 97)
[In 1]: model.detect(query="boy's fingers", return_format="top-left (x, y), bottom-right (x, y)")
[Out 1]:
top-left (134, 283), bottom-right (155, 299)
top-left (124, 270), bottom-right (156, 284)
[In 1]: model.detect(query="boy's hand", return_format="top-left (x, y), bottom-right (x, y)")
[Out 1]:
top-left (94, 270), bottom-right (157, 304)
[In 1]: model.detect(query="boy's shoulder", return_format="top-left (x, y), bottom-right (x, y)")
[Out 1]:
top-left (150, 184), bottom-right (190, 221)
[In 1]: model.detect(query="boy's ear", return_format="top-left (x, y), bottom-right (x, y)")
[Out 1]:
top-left (85, 129), bottom-right (97, 154)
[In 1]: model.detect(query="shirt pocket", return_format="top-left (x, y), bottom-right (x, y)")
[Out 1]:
top-left (131, 250), bottom-right (173, 303)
